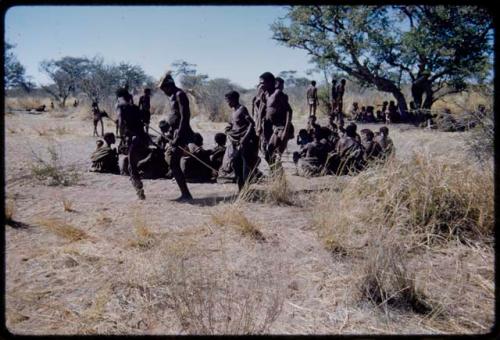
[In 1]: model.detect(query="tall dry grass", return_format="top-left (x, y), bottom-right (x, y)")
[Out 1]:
top-left (312, 150), bottom-right (493, 319)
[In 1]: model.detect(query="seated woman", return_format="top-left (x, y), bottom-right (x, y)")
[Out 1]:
top-left (208, 132), bottom-right (227, 174)
top-left (295, 126), bottom-right (329, 177)
top-left (180, 133), bottom-right (214, 183)
top-left (90, 133), bottom-right (120, 174)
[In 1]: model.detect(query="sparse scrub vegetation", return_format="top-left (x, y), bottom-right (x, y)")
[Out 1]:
top-left (467, 107), bottom-right (494, 163)
top-left (30, 145), bottom-right (79, 186)
top-left (166, 245), bottom-right (284, 334)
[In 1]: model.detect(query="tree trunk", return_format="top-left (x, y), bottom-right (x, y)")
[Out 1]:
top-left (392, 90), bottom-right (409, 122)
top-left (368, 74), bottom-right (409, 122)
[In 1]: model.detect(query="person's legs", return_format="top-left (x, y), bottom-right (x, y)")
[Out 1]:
top-left (233, 151), bottom-right (244, 191)
top-left (128, 137), bottom-right (146, 200)
top-left (168, 146), bottom-right (193, 200)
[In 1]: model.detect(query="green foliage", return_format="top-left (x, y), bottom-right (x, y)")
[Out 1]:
top-left (40, 56), bottom-right (91, 107)
top-left (272, 6), bottom-right (493, 111)
top-left (171, 60), bottom-right (244, 121)
top-left (5, 42), bottom-right (32, 91)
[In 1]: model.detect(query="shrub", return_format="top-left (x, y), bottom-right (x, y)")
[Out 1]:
top-left (30, 145), bottom-right (79, 186)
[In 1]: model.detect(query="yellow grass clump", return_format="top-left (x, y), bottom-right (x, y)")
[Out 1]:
top-left (211, 206), bottom-right (265, 241)
top-left (128, 209), bottom-right (157, 249)
top-left (62, 198), bottom-right (74, 212)
top-left (37, 218), bottom-right (88, 242)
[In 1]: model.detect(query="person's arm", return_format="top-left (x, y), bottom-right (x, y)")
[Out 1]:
top-left (283, 94), bottom-right (292, 139)
top-left (175, 91), bottom-right (190, 145)
top-left (117, 107), bottom-right (124, 139)
top-left (240, 115), bottom-right (255, 146)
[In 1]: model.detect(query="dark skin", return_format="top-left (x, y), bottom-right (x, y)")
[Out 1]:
top-left (270, 79), bottom-right (293, 155)
top-left (138, 89), bottom-right (151, 133)
top-left (335, 79), bottom-right (346, 121)
top-left (307, 82), bottom-right (318, 117)
top-left (330, 80), bottom-right (338, 118)
top-left (92, 105), bottom-right (104, 137)
top-left (117, 95), bottom-right (149, 199)
top-left (160, 80), bottom-right (193, 201)
top-left (259, 78), bottom-right (293, 166)
top-left (225, 95), bottom-right (257, 191)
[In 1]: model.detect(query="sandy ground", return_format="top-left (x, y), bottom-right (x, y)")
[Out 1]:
top-left (4, 110), bottom-right (494, 335)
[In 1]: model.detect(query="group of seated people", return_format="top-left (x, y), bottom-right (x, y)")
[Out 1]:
top-left (350, 100), bottom-right (402, 124)
top-left (90, 115), bottom-right (394, 181)
top-left (293, 116), bottom-right (394, 177)
top-left (90, 121), bottom-right (228, 183)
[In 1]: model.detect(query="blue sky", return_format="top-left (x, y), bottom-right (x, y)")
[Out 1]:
top-left (5, 6), bottom-right (318, 89)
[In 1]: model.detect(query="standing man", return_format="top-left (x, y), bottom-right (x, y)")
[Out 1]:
top-left (138, 88), bottom-right (152, 133)
top-left (306, 80), bottom-right (318, 117)
top-left (224, 90), bottom-right (259, 191)
top-left (92, 101), bottom-right (105, 137)
top-left (336, 79), bottom-right (347, 124)
top-left (116, 88), bottom-right (149, 200)
top-left (330, 78), bottom-right (338, 121)
top-left (158, 71), bottom-right (194, 202)
top-left (257, 73), bottom-right (294, 170)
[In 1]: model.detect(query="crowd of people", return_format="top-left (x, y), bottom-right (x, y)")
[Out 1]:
top-left (293, 116), bottom-right (394, 177)
top-left (350, 100), bottom-right (402, 124)
top-left (89, 72), bottom-right (396, 201)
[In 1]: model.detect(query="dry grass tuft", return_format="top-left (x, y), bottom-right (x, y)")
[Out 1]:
top-left (62, 197), bottom-right (74, 212)
top-left (264, 168), bottom-right (294, 206)
top-left (236, 168), bottom-right (295, 206)
top-left (128, 209), bottom-right (157, 249)
top-left (5, 199), bottom-right (15, 222)
top-left (37, 218), bottom-right (88, 242)
top-left (211, 206), bottom-right (265, 241)
top-left (359, 227), bottom-right (433, 314)
top-left (170, 269), bottom-right (283, 334)
top-left (166, 244), bottom-right (284, 335)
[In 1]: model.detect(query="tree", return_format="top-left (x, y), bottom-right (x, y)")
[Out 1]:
top-left (39, 56), bottom-right (90, 107)
top-left (116, 62), bottom-right (151, 93)
top-left (203, 78), bottom-right (243, 121)
top-left (278, 70), bottom-right (309, 87)
top-left (79, 57), bottom-right (121, 104)
top-left (271, 5), bottom-right (493, 119)
top-left (171, 59), bottom-right (197, 77)
top-left (5, 42), bottom-right (33, 92)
